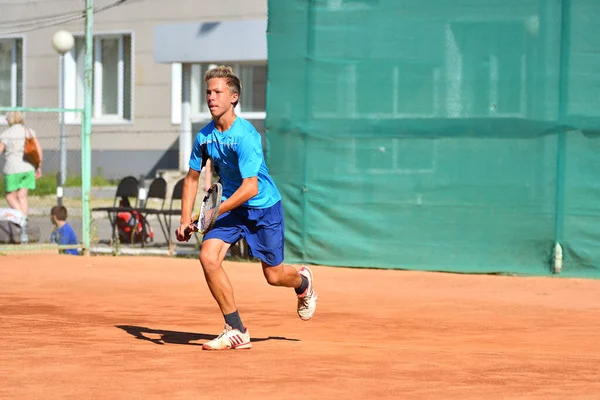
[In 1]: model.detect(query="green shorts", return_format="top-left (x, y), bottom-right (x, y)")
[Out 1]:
top-left (4, 171), bottom-right (36, 193)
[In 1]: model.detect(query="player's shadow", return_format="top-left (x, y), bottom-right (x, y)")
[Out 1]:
top-left (115, 325), bottom-right (300, 346)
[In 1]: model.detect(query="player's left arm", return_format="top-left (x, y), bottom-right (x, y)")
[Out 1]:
top-left (218, 132), bottom-right (262, 215)
top-left (218, 176), bottom-right (258, 215)
top-left (203, 159), bottom-right (213, 193)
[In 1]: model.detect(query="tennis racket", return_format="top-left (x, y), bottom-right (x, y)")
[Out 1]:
top-left (185, 182), bottom-right (222, 236)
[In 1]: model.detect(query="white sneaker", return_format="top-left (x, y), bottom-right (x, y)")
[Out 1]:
top-left (297, 266), bottom-right (318, 320)
top-left (202, 324), bottom-right (252, 350)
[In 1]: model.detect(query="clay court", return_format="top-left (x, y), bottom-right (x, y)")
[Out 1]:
top-left (1, 254), bottom-right (600, 399)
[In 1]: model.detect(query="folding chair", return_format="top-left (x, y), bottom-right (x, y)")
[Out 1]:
top-left (91, 176), bottom-right (139, 246)
top-left (163, 178), bottom-right (184, 250)
top-left (135, 177), bottom-right (168, 246)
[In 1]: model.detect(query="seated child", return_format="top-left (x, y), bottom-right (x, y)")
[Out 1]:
top-left (50, 205), bottom-right (79, 255)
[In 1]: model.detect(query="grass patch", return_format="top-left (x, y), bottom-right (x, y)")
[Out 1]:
top-left (0, 174), bottom-right (118, 197)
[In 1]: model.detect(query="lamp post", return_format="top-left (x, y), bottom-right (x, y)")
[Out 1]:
top-left (52, 30), bottom-right (74, 206)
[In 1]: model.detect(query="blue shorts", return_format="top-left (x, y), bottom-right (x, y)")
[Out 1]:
top-left (203, 201), bottom-right (284, 266)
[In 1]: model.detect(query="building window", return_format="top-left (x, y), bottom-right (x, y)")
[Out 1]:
top-left (190, 63), bottom-right (266, 119)
top-left (312, 62), bottom-right (439, 119)
top-left (64, 33), bottom-right (132, 123)
top-left (350, 138), bottom-right (437, 175)
top-left (449, 21), bottom-right (527, 118)
top-left (0, 38), bottom-right (23, 109)
top-left (327, 0), bottom-right (379, 10)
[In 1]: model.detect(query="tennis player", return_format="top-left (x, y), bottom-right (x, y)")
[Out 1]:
top-left (176, 66), bottom-right (317, 350)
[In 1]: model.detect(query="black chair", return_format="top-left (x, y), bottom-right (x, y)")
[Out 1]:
top-left (135, 177), bottom-right (168, 246)
top-left (145, 177), bottom-right (168, 210)
top-left (163, 178), bottom-right (185, 248)
top-left (91, 176), bottom-right (139, 246)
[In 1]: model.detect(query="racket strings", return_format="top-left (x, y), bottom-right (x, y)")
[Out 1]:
top-left (200, 189), bottom-right (220, 231)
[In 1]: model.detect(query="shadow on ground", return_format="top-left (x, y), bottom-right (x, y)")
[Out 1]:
top-left (116, 325), bottom-right (300, 346)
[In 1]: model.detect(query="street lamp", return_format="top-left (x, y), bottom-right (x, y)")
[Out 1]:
top-left (52, 30), bottom-right (74, 206)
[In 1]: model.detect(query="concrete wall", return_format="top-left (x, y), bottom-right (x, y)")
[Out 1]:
top-left (0, 0), bottom-right (267, 179)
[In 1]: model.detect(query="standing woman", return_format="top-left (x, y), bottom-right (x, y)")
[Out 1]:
top-left (0, 111), bottom-right (43, 243)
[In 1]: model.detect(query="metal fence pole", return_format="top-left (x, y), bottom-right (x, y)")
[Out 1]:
top-left (81, 0), bottom-right (94, 254)
top-left (553, 0), bottom-right (571, 274)
top-left (180, 63), bottom-right (192, 173)
top-left (58, 52), bottom-right (66, 206)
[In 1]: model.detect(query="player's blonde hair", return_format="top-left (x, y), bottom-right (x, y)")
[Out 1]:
top-left (204, 65), bottom-right (242, 107)
top-left (6, 111), bottom-right (24, 126)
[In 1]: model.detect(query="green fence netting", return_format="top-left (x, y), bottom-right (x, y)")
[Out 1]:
top-left (266, 0), bottom-right (600, 277)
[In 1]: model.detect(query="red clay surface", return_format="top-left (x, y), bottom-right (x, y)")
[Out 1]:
top-left (1, 254), bottom-right (600, 399)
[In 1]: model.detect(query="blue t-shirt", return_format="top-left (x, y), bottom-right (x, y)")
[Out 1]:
top-left (51, 222), bottom-right (79, 255)
top-left (189, 117), bottom-right (281, 209)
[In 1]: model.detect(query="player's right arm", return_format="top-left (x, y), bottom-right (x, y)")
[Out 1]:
top-left (176, 133), bottom-right (207, 242)
top-left (176, 168), bottom-right (200, 242)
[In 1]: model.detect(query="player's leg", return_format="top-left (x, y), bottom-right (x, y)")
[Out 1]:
top-left (246, 201), bottom-right (318, 320)
top-left (199, 238), bottom-right (236, 314)
top-left (199, 211), bottom-right (251, 350)
top-left (260, 260), bottom-right (317, 320)
top-left (261, 261), bottom-right (302, 287)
